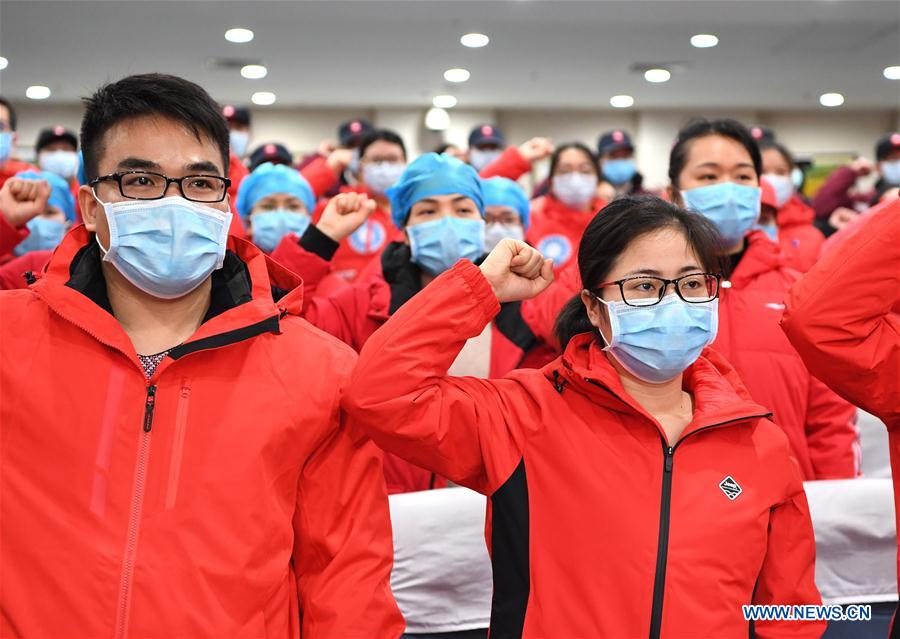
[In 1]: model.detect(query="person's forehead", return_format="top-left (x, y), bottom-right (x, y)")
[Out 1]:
top-left (100, 115), bottom-right (223, 172)
top-left (612, 229), bottom-right (698, 270)
top-left (686, 135), bottom-right (751, 165)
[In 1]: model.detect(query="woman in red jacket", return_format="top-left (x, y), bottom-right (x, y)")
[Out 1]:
top-left (759, 140), bottom-right (825, 272)
top-left (344, 196), bottom-right (824, 638)
top-left (669, 118), bottom-right (859, 480)
top-left (525, 143), bottom-right (607, 270)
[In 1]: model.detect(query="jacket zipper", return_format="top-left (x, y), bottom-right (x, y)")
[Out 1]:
top-left (648, 445), bottom-right (674, 639)
top-left (645, 417), bottom-right (770, 639)
top-left (582, 377), bottom-right (772, 638)
top-left (114, 384), bottom-right (157, 639)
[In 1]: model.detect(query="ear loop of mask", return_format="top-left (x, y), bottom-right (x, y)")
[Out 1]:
top-left (585, 289), bottom-right (617, 349)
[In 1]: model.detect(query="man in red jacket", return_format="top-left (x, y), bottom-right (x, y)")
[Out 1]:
top-left (0, 73), bottom-right (403, 637)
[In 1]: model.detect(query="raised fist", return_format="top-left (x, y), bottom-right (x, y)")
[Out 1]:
top-left (479, 239), bottom-right (554, 303)
top-left (317, 192), bottom-right (376, 242)
top-left (519, 137), bottom-right (554, 164)
top-left (0, 177), bottom-right (51, 228)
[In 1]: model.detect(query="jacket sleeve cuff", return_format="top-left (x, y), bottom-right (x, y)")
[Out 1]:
top-left (300, 224), bottom-right (340, 261)
top-left (448, 260), bottom-right (502, 327)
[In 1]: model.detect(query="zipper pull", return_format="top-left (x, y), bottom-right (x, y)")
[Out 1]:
top-left (664, 447), bottom-right (674, 473)
top-left (143, 385), bottom-right (157, 433)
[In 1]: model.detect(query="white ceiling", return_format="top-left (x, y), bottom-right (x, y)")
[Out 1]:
top-left (0, 0), bottom-right (898, 110)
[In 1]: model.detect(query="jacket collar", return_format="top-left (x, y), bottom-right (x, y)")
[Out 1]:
top-left (32, 225), bottom-right (303, 363)
top-left (776, 195), bottom-right (814, 227)
top-left (726, 230), bottom-right (787, 288)
top-left (549, 333), bottom-right (771, 441)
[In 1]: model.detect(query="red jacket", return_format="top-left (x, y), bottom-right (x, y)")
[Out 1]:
top-left (0, 249), bottom-right (50, 289)
top-left (782, 199), bottom-right (900, 573)
top-left (525, 194), bottom-right (607, 271)
top-left (0, 226), bottom-right (403, 637)
top-left (714, 232), bottom-right (859, 480)
top-left (343, 260), bottom-right (824, 638)
top-left (776, 195), bottom-right (825, 272)
top-left (519, 232), bottom-right (859, 481)
top-left (271, 233), bottom-right (553, 493)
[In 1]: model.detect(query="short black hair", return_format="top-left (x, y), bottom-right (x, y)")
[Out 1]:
top-left (668, 118), bottom-right (762, 188)
top-left (554, 195), bottom-right (722, 350)
top-left (759, 140), bottom-right (795, 170)
top-left (549, 142), bottom-right (600, 179)
top-left (0, 97), bottom-right (17, 131)
top-left (359, 129), bottom-right (406, 161)
top-left (80, 73), bottom-right (229, 181)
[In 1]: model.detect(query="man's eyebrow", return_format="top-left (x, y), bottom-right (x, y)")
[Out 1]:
top-left (116, 157), bottom-right (161, 171)
top-left (185, 161), bottom-right (221, 174)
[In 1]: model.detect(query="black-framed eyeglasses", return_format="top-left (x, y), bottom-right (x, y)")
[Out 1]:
top-left (89, 171), bottom-right (231, 203)
top-left (591, 273), bottom-right (721, 307)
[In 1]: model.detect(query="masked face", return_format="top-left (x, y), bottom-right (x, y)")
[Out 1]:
top-left (582, 228), bottom-right (718, 383)
top-left (229, 130), bottom-right (250, 158)
top-left (408, 216), bottom-right (485, 275)
top-left (364, 161), bottom-right (406, 196)
top-left (39, 150), bottom-right (80, 179)
top-left (468, 148), bottom-right (503, 172)
top-left (553, 173), bottom-right (598, 208)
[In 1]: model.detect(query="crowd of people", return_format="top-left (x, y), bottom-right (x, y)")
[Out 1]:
top-left (0, 72), bottom-right (897, 638)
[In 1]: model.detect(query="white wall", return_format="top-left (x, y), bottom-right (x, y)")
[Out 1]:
top-left (11, 101), bottom-right (899, 190)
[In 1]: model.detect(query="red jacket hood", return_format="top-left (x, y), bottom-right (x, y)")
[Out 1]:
top-left (548, 332), bottom-right (771, 441)
top-left (777, 195), bottom-right (815, 227)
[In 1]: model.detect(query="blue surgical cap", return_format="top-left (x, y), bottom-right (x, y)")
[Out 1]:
top-left (15, 170), bottom-right (76, 222)
top-left (234, 162), bottom-right (316, 220)
top-left (386, 153), bottom-right (484, 228)
top-left (480, 177), bottom-right (531, 230)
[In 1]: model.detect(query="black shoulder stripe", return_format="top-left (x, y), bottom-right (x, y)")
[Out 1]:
top-left (168, 315), bottom-right (279, 360)
top-left (495, 301), bottom-right (538, 352)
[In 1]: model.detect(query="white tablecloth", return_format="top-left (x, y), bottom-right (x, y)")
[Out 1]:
top-left (389, 477), bottom-right (898, 631)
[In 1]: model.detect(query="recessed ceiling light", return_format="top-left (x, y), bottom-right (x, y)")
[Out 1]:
top-left (225, 28), bottom-right (254, 43)
top-left (460, 33), bottom-right (490, 48)
top-left (0, 57), bottom-right (8, 71)
top-left (610, 94), bottom-right (635, 108)
top-left (425, 107), bottom-right (451, 131)
top-left (241, 64), bottom-right (268, 79)
top-left (884, 65), bottom-right (900, 80)
top-left (26, 85), bottom-right (51, 100)
top-left (644, 68), bottom-right (671, 83)
top-left (819, 92), bottom-right (844, 107)
top-left (433, 95), bottom-right (458, 108)
top-left (690, 34), bottom-right (719, 48)
top-left (444, 68), bottom-right (471, 83)
top-left (251, 91), bottom-right (276, 106)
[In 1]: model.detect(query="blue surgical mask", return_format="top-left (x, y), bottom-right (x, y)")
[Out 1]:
top-left (753, 221), bottom-right (779, 242)
top-left (251, 209), bottom-right (310, 253)
top-left (39, 150), bottom-right (80, 180)
top-left (93, 194), bottom-right (232, 299)
top-left (364, 161), bottom-right (407, 196)
top-left (681, 183), bottom-right (761, 247)
top-left (596, 293), bottom-right (719, 384)
top-left (0, 132), bottom-right (12, 163)
top-left (408, 216), bottom-right (485, 276)
top-left (603, 158), bottom-right (637, 185)
top-left (880, 160), bottom-right (900, 185)
top-left (553, 172), bottom-right (598, 208)
top-left (229, 130), bottom-right (250, 158)
top-left (469, 148), bottom-right (503, 173)
top-left (13, 216), bottom-right (67, 256)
